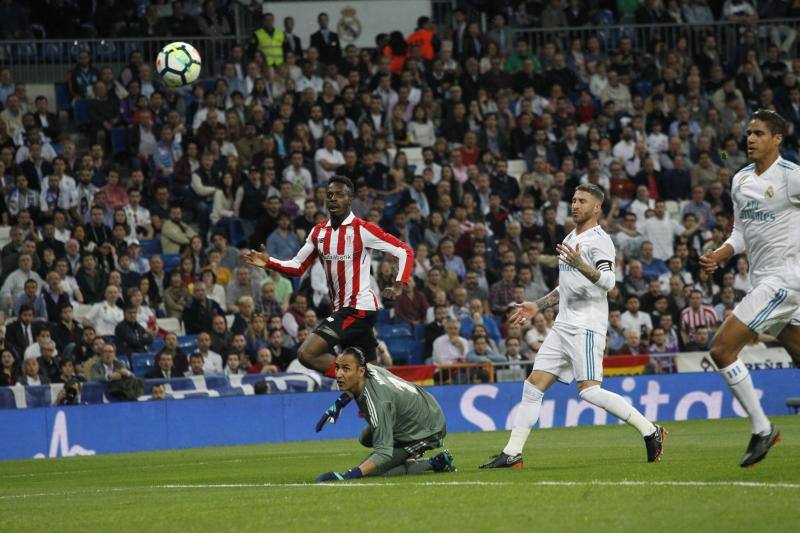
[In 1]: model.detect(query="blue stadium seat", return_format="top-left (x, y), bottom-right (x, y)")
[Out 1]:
top-left (177, 335), bottom-right (197, 350)
top-left (94, 41), bottom-right (117, 61)
top-left (139, 238), bottom-right (162, 256)
top-left (74, 99), bottom-right (91, 128)
top-left (68, 41), bottom-right (90, 59)
top-left (376, 308), bottom-right (391, 323)
top-left (386, 338), bottom-right (424, 365)
top-left (635, 80), bottom-right (653, 99)
top-left (228, 218), bottom-right (246, 247)
top-left (150, 336), bottom-right (165, 352)
top-left (414, 323), bottom-right (426, 341)
top-left (14, 43), bottom-right (38, 63)
top-left (376, 323), bottom-right (413, 339)
top-left (162, 253), bottom-right (181, 272)
top-left (42, 42), bottom-right (64, 62)
top-left (132, 353), bottom-right (155, 378)
top-left (54, 82), bottom-right (71, 113)
top-left (110, 127), bottom-right (128, 156)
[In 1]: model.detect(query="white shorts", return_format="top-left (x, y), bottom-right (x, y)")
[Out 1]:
top-left (732, 280), bottom-right (800, 336)
top-left (533, 324), bottom-right (606, 384)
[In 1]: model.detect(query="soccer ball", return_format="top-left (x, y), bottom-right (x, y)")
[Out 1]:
top-left (156, 42), bottom-right (202, 87)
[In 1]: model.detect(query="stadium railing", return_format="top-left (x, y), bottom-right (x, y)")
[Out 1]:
top-left (435, 362), bottom-right (495, 384)
top-left (0, 36), bottom-right (241, 85)
top-left (511, 18), bottom-right (800, 64)
top-left (5, 18), bottom-right (800, 85)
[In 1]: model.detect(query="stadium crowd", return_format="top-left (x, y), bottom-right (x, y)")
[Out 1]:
top-left (0, 0), bottom-right (795, 389)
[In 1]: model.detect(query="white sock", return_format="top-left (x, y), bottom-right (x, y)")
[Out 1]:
top-left (580, 385), bottom-right (657, 437)
top-left (720, 360), bottom-right (771, 436)
top-left (503, 381), bottom-right (544, 456)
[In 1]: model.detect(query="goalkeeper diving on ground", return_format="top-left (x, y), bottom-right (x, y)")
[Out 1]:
top-left (315, 347), bottom-right (456, 481)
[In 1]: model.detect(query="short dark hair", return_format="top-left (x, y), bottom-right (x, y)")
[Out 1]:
top-left (328, 175), bottom-right (354, 197)
top-left (751, 108), bottom-right (787, 138)
top-left (341, 346), bottom-right (367, 367)
top-left (575, 183), bottom-right (605, 203)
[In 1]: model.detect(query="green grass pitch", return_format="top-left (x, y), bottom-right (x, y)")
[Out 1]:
top-left (1, 416), bottom-right (798, 532)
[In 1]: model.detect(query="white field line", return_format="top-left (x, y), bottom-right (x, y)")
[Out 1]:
top-left (1, 480), bottom-right (799, 500)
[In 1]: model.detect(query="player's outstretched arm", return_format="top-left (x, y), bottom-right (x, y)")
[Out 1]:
top-left (509, 288), bottom-right (560, 325)
top-left (240, 249), bottom-right (270, 269)
top-left (699, 243), bottom-right (734, 273)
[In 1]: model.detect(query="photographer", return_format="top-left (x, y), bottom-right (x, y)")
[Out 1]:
top-left (54, 359), bottom-right (84, 406)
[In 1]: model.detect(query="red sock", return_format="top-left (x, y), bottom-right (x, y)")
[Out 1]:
top-left (324, 363), bottom-right (336, 378)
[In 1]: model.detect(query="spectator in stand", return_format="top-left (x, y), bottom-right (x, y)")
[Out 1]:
top-left (84, 285), bottom-right (123, 338)
top-left (144, 352), bottom-right (181, 379)
top-left (185, 352), bottom-right (205, 377)
top-left (432, 319), bottom-right (468, 365)
top-left (194, 331), bottom-right (223, 375)
top-left (114, 304), bottom-right (153, 355)
top-left (89, 344), bottom-right (131, 382)
top-left (680, 289), bottom-right (719, 346)
top-left (155, 332), bottom-right (188, 374)
top-left (394, 278), bottom-right (430, 324)
top-left (19, 356), bottom-right (49, 386)
top-left (183, 281), bottom-right (224, 334)
top-left (161, 205), bottom-right (197, 255)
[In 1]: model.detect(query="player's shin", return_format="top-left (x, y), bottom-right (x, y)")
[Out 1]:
top-left (503, 381), bottom-right (544, 456)
top-left (720, 360), bottom-right (771, 436)
top-left (579, 385), bottom-right (656, 437)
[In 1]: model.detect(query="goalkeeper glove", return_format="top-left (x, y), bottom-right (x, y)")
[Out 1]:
top-left (315, 467), bottom-right (362, 483)
top-left (315, 392), bottom-right (352, 433)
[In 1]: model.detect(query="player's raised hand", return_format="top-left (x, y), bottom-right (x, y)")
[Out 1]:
top-left (699, 251), bottom-right (719, 273)
top-left (509, 301), bottom-right (539, 325)
top-left (241, 248), bottom-right (270, 268)
top-left (556, 242), bottom-right (584, 268)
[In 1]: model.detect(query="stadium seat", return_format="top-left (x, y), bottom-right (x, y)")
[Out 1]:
top-left (150, 336), bottom-right (165, 352)
top-left (413, 323), bottom-right (426, 341)
top-left (68, 41), bottom-right (90, 59)
top-left (386, 338), bottom-right (424, 365)
top-left (376, 308), bottom-right (391, 323)
top-left (156, 317), bottom-right (182, 335)
top-left (14, 43), bottom-right (38, 63)
top-left (162, 253), bottom-right (181, 272)
top-left (110, 127), bottom-right (128, 156)
top-left (73, 303), bottom-right (92, 322)
top-left (635, 80), bottom-right (653, 99)
top-left (131, 353), bottom-right (155, 378)
top-left (376, 323), bottom-right (414, 339)
top-left (507, 159), bottom-right (527, 177)
top-left (177, 334), bottom-right (197, 350)
top-left (228, 219), bottom-right (246, 248)
top-left (74, 99), bottom-right (91, 128)
top-left (94, 40), bottom-right (117, 61)
top-left (42, 42), bottom-right (64, 62)
top-left (0, 226), bottom-right (10, 250)
top-left (139, 238), bottom-right (162, 256)
top-left (53, 81), bottom-right (71, 113)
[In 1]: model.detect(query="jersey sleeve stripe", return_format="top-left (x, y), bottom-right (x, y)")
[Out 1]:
top-left (267, 224), bottom-right (320, 276)
top-left (361, 221), bottom-right (414, 284)
top-left (350, 221), bottom-right (364, 308)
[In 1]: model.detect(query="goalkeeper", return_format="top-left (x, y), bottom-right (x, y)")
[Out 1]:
top-left (315, 348), bottom-right (456, 481)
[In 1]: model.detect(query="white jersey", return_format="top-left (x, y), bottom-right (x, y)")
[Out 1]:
top-left (727, 157), bottom-right (800, 287)
top-left (555, 226), bottom-right (616, 335)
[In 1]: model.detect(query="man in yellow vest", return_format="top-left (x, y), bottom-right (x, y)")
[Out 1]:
top-left (249, 12), bottom-right (285, 66)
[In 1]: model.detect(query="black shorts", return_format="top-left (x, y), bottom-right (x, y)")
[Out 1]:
top-left (312, 307), bottom-right (378, 362)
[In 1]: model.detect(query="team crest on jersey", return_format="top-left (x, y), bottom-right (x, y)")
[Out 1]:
top-left (765, 186), bottom-right (774, 198)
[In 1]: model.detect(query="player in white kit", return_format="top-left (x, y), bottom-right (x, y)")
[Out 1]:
top-left (700, 109), bottom-right (800, 467)
top-left (480, 184), bottom-right (666, 469)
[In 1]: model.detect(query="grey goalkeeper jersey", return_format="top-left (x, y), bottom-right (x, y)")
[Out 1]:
top-left (355, 364), bottom-right (446, 468)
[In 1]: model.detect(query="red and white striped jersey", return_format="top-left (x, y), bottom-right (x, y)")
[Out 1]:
top-left (266, 212), bottom-right (414, 312)
top-left (680, 304), bottom-right (718, 336)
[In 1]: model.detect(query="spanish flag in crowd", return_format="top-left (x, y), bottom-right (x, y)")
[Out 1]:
top-left (389, 365), bottom-right (436, 386)
top-left (603, 355), bottom-right (651, 376)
